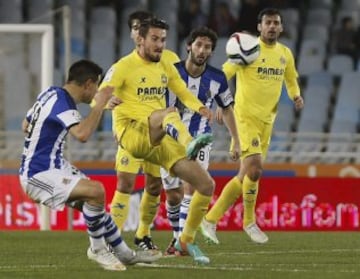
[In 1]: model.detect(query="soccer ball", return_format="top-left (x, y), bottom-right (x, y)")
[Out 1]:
top-left (226, 32), bottom-right (260, 65)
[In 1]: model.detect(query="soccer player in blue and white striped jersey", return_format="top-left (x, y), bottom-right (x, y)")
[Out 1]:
top-left (19, 60), bottom-right (161, 271)
top-left (161, 27), bottom-right (240, 255)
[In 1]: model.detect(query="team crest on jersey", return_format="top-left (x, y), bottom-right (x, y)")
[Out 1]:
top-left (251, 138), bottom-right (259, 147)
top-left (121, 156), bottom-right (129, 166)
top-left (161, 74), bottom-right (167, 84)
top-left (279, 56), bottom-right (286, 65)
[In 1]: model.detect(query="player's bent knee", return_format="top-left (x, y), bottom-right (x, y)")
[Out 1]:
top-left (247, 168), bottom-right (262, 182)
top-left (145, 176), bottom-right (162, 196)
top-left (87, 181), bottom-right (105, 203)
top-left (197, 176), bottom-right (215, 196)
top-left (207, 177), bottom-right (216, 194)
top-left (165, 188), bottom-right (183, 205)
top-left (165, 107), bottom-right (177, 113)
top-left (145, 183), bottom-right (162, 196)
top-left (117, 173), bottom-right (136, 193)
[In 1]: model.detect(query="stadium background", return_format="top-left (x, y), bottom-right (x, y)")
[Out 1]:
top-left (1, 0), bottom-right (360, 232)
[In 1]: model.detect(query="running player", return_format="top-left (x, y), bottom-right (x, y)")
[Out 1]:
top-left (200, 8), bottom-right (304, 244)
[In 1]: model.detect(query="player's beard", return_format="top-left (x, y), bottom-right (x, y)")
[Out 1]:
top-left (144, 47), bottom-right (161, 62)
top-left (264, 31), bottom-right (278, 44)
top-left (190, 51), bottom-right (208, 67)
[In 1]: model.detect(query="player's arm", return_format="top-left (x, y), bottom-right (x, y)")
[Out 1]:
top-left (21, 108), bottom-right (32, 133)
top-left (215, 76), bottom-right (240, 160)
top-left (22, 118), bottom-right (29, 133)
top-left (284, 48), bottom-right (304, 111)
top-left (69, 86), bottom-right (114, 142)
top-left (222, 105), bottom-right (240, 161)
top-left (91, 64), bottom-right (123, 109)
top-left (222, 60), bottom-right (239, 81)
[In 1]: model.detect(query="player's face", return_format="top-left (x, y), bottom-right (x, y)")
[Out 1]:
top-left (140, 27), bottom-right (167, 62)
top-left (130, 19), bottom-right (141, 46)
top-left (257, 14), bottom-right (283, 44)
top-left (188, 36), bottom-right (213, 66)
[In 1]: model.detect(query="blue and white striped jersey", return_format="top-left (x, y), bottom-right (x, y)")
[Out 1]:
top-left (168, 61), bottom-right (234, 137)
top-left (19, 86), bottom-right (82, 179)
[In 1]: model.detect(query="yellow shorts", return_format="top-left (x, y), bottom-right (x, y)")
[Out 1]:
top-left (118, 119), bottom-right (186, 174)
top-left (232, 113), bottom-right (274, 160)
top-left (115, 147), bottom-right (160, 177)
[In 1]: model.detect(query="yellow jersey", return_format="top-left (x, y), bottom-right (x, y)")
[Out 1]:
top-left (223, 38), bottom-right (300, 123)
top-left (162, 48), bottom-right (180, 65)
top-left (100, 49), bottom-right (203, 134)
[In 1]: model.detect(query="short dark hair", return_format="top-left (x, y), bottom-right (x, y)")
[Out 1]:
top-left (257, 8), bottom-right (282, 23)
top-left (138, 17), bottom-right (169, 38)
top-left (186, 26), bottom-right (218, 51)
top-left (127, 10), bottom-right (154, 29)
top-left (67, 60), bottom-right (103, 85)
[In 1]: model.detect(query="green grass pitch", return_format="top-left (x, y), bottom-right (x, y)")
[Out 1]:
top-left (1, 231), bottom-right (359, 279)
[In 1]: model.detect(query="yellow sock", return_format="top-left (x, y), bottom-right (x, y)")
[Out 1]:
top-left (206, 176), bottom-right (242, 223)
top-left (181, 191), bottom-right (211, 243)
top-left (242, 175), bottom-right (259, 227)
top-left (135, 190), bottom-right (160, 239)
top-left (110, 191), bottom-right (130, 229)
top-left (163, 111), bottom-right (192, 146)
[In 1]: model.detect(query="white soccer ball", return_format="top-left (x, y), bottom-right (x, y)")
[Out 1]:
top-left (226, 32), bottom-right (260, 65)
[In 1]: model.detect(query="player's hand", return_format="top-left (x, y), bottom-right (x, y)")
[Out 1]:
top-left (229, 140), bottom-right (241, 161)
top-left (199, 106), bottom-right (213, 122)
top-left (215, 107), bottom-right (224, 125)
top-left (107, 96), bottom-right (122, 110)
top-left (294, 95), bottom-right (304, 111)
top-left (93, 86), bottom-right (114, 108)
top-left (22, 118), bottom-right (29, 133)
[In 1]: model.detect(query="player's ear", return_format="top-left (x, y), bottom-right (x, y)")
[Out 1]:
top-left (84, 78), bottom-right (93, 89)
top-left (257, 23), bottom-right (261, 33)
top-left (186, 44), bottom-right (191, 53)
top-left (138, 36), bottom-right (145, 46)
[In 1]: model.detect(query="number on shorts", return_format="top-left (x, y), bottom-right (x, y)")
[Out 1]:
top-left (198, 150), bottom-right (205, 161)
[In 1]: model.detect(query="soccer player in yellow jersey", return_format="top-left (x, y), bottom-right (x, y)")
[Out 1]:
top-left (101, 17), bottom-right (214, 264)
top-left (161, 26), bottom-right (240, 256)
top-left (200, 8), bottom-right (304, 244)
top-left (107, 11), bottom-right (180, 251)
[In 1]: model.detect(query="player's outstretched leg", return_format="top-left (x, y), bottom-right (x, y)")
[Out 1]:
top-left (200, 218), bottom-right (219, 245)
top-left (186, 133), bottom-right (213, 160)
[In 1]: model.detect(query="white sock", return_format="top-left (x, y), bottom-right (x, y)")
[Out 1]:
top-left (166, 201), bottom-right (181, 239)
top-left (179, 194), bottom-right (192, 233)
top-left (83, 202), bottom-right (106, 252)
